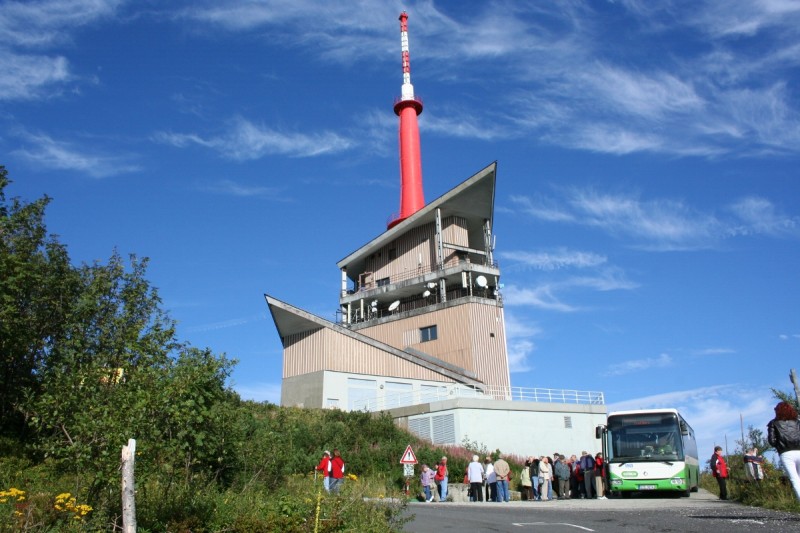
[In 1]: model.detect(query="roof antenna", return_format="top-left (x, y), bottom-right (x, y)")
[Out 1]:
top-left (388, 11), bottom-right (425, 229)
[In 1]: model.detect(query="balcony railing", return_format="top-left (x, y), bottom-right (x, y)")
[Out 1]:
top-left (350, 385), bottom-right (605, 412)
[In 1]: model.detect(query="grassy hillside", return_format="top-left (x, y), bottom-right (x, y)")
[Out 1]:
top-left (1, 402), bottom-right (495, 531)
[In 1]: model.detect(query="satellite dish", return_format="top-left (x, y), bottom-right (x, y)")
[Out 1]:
top-left (475, 275), bottom-right (488, 288)
top-left (388, 300), bottom-right (400, 312)
top-left (422, 290), bottom-right (431, 298)
top-left (427, 282), bottom-right (437, 289)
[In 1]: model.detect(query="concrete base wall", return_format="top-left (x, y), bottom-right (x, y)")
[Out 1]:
top-left (390, 398), bottom-right (607, 458)
top-left (281, 371), bottom-right (324, 408)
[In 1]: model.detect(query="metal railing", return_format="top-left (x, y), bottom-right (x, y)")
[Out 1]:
top-left (350, 385), bottom-right (605, 412)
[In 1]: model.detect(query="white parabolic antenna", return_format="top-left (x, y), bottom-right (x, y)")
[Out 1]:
top-left (475, 275), bottom-right (488, 288)
top-left (388, 300), bottom-right (400, 312)
top-left (422, 290), bottom-right (431, 298)
top-left (427, 282), bottom-right (437, 289)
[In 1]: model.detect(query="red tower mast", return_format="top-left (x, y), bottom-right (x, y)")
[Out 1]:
top-left (388, 11), bottom-right (425, 229)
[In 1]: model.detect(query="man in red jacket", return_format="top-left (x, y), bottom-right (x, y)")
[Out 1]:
top-left (710, 446), bottom-right (729, 500)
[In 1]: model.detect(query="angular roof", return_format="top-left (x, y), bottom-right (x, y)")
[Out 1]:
top-left (337, 162), bottom-right (497, 281)
top-left (264, 294), bottom-right (483, 387)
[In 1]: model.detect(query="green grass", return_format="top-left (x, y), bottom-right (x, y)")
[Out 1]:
top-left (700, 469), bottom-right (800, 513)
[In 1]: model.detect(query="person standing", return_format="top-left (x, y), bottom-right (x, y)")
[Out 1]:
top-left (538, 456), bottom-right (552, 501)
top-left (520, 458), bottom-right (533, 501)
top-left (493, 455), bottom-right (511, 502)
top-left (710, 446), bottom-right (728, 500)
top-left (329, 449), bottom-right (345, 494)
top-left (555, 455), bottom-right (571, 499)
top-left (467, 455), bottom-right (485, 502)
top-left (579, 451), bottom-right (595, 498)
top-left (315, 450), bottom-right (331, 492)
top-left (529, 457), bottom-right (540, 500)
top-left (768, 401), bottom-right (800, 500)
top-left (484, 457), bottom-right (496, 502)
top-left (744, 447), bottom-right (766, 483)
top-left (568, 455), bottom-right (580, 499)
top-left (420, 464), bottom-right (435, 502)
top-left (436, 456), bottom-right (449, 501)
top-left (594, 453), bottom-right (607, 499)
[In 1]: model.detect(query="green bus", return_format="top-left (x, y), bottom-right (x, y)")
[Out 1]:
top-left (596, 408), bottom-right (699, 496)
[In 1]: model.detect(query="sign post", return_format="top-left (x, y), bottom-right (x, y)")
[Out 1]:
top-left (400, 445), bottom-right (418, 495)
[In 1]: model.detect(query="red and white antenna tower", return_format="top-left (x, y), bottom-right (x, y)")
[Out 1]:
top-left (388, 11), bottom-right (425, 229)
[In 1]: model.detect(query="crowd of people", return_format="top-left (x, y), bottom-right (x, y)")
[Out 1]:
top-left (417, 451), bottom-right (609, 503)
top-left (310, 400), bottom-right (800, 503)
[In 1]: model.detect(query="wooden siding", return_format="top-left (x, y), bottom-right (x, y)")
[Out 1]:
top-left (283, 327), bottom-right (451, 382)
top-left (358, 302), bottom-right (511, 389)
top-left (359, 217), bottom-right (469, 288)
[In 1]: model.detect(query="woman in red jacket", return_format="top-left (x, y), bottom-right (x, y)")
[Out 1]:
top-left (710, 446), bottom-right (728, 500)
top-left (329, 449), bottom-right (346, 494)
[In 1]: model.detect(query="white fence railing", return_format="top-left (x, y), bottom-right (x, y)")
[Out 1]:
top-left (351, 385), bottom-right (604, 412)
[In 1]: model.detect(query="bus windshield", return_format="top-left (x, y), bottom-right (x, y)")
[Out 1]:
top-left (606, 412), bottom-right (684, 462)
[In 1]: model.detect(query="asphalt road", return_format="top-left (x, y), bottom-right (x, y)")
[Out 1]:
top-left (399, 490), bottom-right (800, 532)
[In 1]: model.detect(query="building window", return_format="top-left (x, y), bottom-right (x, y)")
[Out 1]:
top-left (377, 277), bottom-right (390, 287)
top-left (564, 416), bottom-right (573, 429)
top-left (388, 248), bottom-right (397, 260)
top-left (420, 325), bottom-right (438, 342)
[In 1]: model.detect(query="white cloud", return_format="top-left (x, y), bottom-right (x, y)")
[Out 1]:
top-left (502, 284), bottom-right (578, 312)
top-left (155, 117), bottom-right (356, 160)
top-left (729, 196), bottom-right (800, 237)
top-left (199, 180), bottom-right (283, 199)
top-left (167, 1), bottom-right (800, 157)
top-left (504, 312), bottom-right (541, 373)
top-left (500, 248), bottom-right (607, 271)
top-left (511, 187), bottom-right (800, 250)
top-left (0, 51), bottom-right (70, 100)
top-left (0, 0), bottom-right (122, 48)
top-left (693, 348), bottom-right (736, 356)
top-left (184, 313), bottom-right (268, 333)
top-left (607, 384), bottom-right (777, 461)
top-left (603, 352), bottom-right (673, 377)
top-left (507, 339), bottom-right (535, 374)
top-left (586, 64), bottom-right (705, 120)
top-left (12, 131), bottom-right (139, 178)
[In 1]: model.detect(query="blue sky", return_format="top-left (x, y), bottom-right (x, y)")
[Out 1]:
top-left (3, 0), bottom-right (799, 458)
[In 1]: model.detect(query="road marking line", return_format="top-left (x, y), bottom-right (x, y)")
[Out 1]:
top-left (513, 523), bottom-right (595, 531)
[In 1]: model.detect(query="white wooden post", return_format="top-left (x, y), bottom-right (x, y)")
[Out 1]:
top-left (121, 439), bottom-right (137, 533)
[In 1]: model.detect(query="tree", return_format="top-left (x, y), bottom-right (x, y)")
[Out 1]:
top-left (736, 425), bottom-right (771, 454)
top-left (0, 166), bottom-right (79, 439)
top-left (771, 388), bottom-right (799, 412)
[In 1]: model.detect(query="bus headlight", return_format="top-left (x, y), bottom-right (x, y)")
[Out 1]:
top-left (670, 478), bottom-right (683, 485)
top-left (612, 480), bottom-right (623, 486)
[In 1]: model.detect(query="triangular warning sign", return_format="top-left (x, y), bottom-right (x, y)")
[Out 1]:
top-left (400, 444), bottom-right (418, 464)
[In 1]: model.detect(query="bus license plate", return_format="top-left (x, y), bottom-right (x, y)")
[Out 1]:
top-left (639, 485), bottom-right (656, 490)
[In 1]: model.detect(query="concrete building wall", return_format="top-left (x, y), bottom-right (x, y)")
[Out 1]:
top-left (282, 369), bottom-right (454, 410)
top-left (391, 399), bottom-right (607, 458)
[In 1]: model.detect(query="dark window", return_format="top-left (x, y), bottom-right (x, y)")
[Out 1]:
top-left (377, 277), bottom-right (390, 287)
top-left (388, 248), bottom-right (397, 260)
top-left (420, 325), bottom-right (438, 342)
